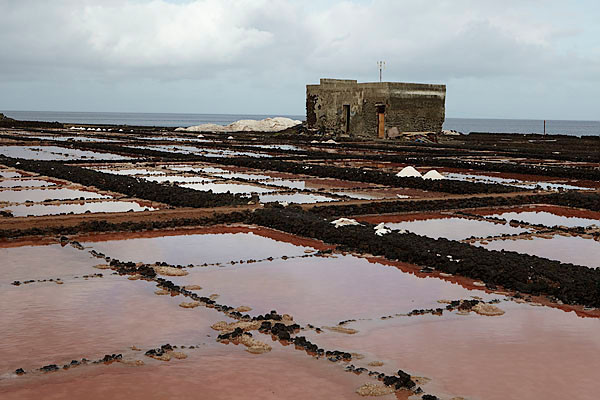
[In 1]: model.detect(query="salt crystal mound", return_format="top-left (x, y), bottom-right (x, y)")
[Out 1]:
top-left (396, 166), bottom-right (422, 178)
top-left (176, 117), bottom-right (301, 133)
top-left (331, 218), bottom-right (362, 228)
top-left (423, 169), bottom-right (445, 180)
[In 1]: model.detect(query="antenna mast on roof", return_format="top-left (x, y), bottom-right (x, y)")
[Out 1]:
top-left (377, 61), bottom-right (386, 82)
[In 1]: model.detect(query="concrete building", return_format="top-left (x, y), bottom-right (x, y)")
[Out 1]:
top-left (306, 79), bottom-right (446, 139)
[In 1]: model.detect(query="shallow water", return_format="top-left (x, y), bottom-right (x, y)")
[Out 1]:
top-left (0, 277), bottom-right (229, 372)
top-left (92, 168), bottom-right (167, 176)
top-left (259, 193), bottom-right (337, 204)
top-left (0, 146), bottom-right (130, 161)
top-left (0, 171), bottom-right (24, 179)
top-left (0, 201), bottom-right (156, 217)
top-left (83, 230), bottom-right (315, 266)
top-left (476, 235), bottom-right (600, 268)
top-left (368, 216), bottom-right (529, 240)
top-left (444, 172), bottom-right (592, 191)
top-left (181, 182), bottom-right (274, 194)
top-left (261, 179), bottom-right (307, 190)
top-left (0, 243), bottom-right (100, 283)
top-left (305, 301), bottom-right (600, 400)
top-left (489, 211), bottom-right (600, 227)
top-left (0, 179), bottom-right (56, 188)
top-left (167, 255), bottom-right (499, 326)
top-left (0, 345), bottom-right (373, 400)
top-left (140, 175), bottom-right (213, 184)
top-left (0, 188), bottom-right (111, 203)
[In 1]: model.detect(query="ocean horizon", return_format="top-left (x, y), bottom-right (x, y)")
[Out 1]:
top-left (2, 110), bottom-right (598, 137)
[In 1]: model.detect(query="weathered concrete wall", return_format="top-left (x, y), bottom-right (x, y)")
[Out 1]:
top-left (306, 79), bottom-right (446, 138)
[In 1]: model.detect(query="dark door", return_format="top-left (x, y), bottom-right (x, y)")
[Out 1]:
top-left (343, 104), bottom-right (350, 135)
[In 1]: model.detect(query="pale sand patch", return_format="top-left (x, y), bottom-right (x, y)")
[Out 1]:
top-left (127, 275), bottom-right (141, 280)
top-left (154, 289), bottom-right (169, 295)
top-left (437, 299), bottom-right (452, 304)
top-left (368, 361), bottom-right (384, 367)
top-left (209, 293), bottom-right (220, 300)
top-left (93, 264), bottom-right (111, 270)
top-left (148, 353), bottom-right (171, 361)
top-left (411, 376), bottom-right (431, 385)
top-left (234, 306), bottom-right (253, 312)
top-left (324, 326), bottom-right (358, 334)
top-left (351, 353), bottom-right (365, 360)
top-left (472, 303), bottom-right (505, 316)
top-left (356, 383), bottom-right (394, 396)
top-left (184, 285), bottom-right (202, 290)
top-left (120, 359), bottom-right (144, 367)
top-left (179, 301), bottom-right (201, 309)
top-left (211, 321), bottom-right (261, 333)
top-left (153, 266), bottom-right (188, 276)
top-left (239, 335), bottom-right (272, 354)
top-left (131, 346), bottom-right (142, 351)
top-left (172, 352), bottom-right (187, 360)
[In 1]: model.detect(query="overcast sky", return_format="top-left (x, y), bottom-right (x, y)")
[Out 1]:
top-left (1, 0), bottom-right (598, 120)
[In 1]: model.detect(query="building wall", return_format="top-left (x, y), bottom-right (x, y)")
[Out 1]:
top-left (306, 79), bottom-right (446, 138)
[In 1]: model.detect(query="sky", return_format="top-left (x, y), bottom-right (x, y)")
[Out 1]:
top-left (0, 0), bottom-right (599, 120)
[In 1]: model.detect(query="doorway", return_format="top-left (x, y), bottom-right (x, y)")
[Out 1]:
top-left (375, 104), bottom-right (386, 139)
top-left (343, 104), bottom-right (350, 135)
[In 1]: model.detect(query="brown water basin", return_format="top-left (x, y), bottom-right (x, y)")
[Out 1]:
top-left (0, 243), bottom-right (100, 283)
top-left (0, 276), bottom-right (229, 373)
top-left (0, 200), bottom-right (156, 217)
top-left (0, 188), bottom-right (112, 203)
top-left (166, 255), bottom-right (500, 326)
top-left (304, 300), bottom-right (600, 400)
top-left (359, 214), bottom-right (529, 240)
top-left (82, 227), bottom-right (318, 266)
top-left (476, 235), bottom-right (600, 268)
top-left (0, 344), bottom-right (378, 400)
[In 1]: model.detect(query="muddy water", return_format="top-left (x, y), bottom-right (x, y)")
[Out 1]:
top-left (477, 235), bottom-right (600, 268)
top-left (0, 345), bottom-right (376, 400)
top-left (259, 193), bottom-right (337, 204)
top-left (0, 145), bottom-right (130, 161)
top-left (0, 188), bottom-right (111, 203)
top-left (363, 215), bottom-right (528, 240)
top-left (0, 200), bottom-right (156, 217)
top-left (0, 243), bottom-right (100, 282)
top-left (181, 182), bottom-right (275, 194)
top-left (0, 277), bottom-right (230, 373)
top-left (0, 179), bottom-right (56, 188)
top-left (167, 255), bottom-right (500, 326)
top-left (490, 210), bottom-right (600, 227)
top-left (83, 231), bottom-right (315, 265)
top-left (306, 301), bottom-right (600, 400)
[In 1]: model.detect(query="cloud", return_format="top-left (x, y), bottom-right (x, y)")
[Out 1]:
top-left (0, 0), bottom-right (598, 118)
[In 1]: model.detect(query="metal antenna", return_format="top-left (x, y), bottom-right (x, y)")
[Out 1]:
top-left (377, 61), bottom-right (386, 82)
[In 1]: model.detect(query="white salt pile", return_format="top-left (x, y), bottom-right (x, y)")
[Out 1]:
top-left (374, 222), bottom-right (391, 236)
top-left (396, 166), bottom-right (422, 178)
top-left (423, 169), bottom-right (445, 180)
top-left (331, 218), bottom-right (361, 228)
top-left (176, 117), bottom-right (301, 133)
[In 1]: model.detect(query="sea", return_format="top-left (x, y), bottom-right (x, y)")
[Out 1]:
top-left (2, 110), bottom-right (599, 137)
